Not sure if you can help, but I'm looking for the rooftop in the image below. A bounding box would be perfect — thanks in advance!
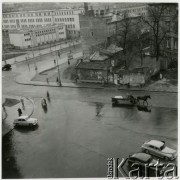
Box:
[132,153,151,163]
[146,140,164,148]
[89,51,109,61]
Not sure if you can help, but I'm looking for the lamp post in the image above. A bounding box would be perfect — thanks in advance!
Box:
[30,30,37,72]
[57,48,62,86]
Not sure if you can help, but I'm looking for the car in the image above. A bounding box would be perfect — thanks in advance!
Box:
[14,115,38,127]
[128,152,165,176]
[2,64,12,71]
[141,140,177,161]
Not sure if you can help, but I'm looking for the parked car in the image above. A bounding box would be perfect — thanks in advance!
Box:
[141,140,177,161]
[128,152,165,176]
[2,64,11,71]
[14,115,38,127]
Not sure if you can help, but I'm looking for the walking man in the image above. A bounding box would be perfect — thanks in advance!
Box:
[20,98,25,110]
[18,108,22,116]
[54,59,56,66]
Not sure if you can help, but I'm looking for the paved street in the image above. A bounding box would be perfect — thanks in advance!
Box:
[2,68,177,178]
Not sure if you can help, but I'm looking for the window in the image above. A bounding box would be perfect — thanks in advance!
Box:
[166,38,170,48]
[165,21,170,31]
[174,39,178,49]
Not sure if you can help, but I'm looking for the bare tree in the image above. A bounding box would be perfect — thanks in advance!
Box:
[143,4,172,61]
[133,21,151,66]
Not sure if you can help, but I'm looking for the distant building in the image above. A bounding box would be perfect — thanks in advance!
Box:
[120,5,148,16]
[79,12,141,58]
[2,8,84,38]
[9,24,66,49]
[147,3,178,69]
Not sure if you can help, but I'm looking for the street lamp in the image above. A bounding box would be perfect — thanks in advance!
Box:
[57,49,62,86]
[30,30,37,72]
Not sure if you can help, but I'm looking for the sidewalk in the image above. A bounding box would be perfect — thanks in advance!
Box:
[2,95,35,136]
[15,69,177,93]
[3,41,81,66]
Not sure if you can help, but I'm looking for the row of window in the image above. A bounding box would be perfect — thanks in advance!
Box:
[166,38,178,49]
[3,17,76,24]
[24,33,30,36]
[65,24,75,29]
[25,38,31,41]
[3,10,83,18]
[54,11,74,15]
[55,17,74,22]
[125,7,147,13]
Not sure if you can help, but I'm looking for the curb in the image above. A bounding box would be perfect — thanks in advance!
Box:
[15,79,177,93]
[2,96,35,137]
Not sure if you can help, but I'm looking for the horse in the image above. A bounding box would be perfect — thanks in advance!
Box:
[137,95,151,105]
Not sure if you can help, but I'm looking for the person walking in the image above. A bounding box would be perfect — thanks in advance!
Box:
[18,108,22,116]
[2,104,6,112]
[46,78,49,84]
[20,98,25,110]
[47,91,49,98]
[54,59,56,66]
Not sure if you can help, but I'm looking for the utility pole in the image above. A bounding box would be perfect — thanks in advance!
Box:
[57,49,62,86]
[30,30,37,72]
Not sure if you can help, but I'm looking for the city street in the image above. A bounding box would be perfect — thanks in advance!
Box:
[2,69,177,178]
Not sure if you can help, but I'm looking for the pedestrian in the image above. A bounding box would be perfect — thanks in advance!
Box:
[2,104,6,112]
[46,78,49,84]
[54,59,56,66]
[160,73,162,80]
[68,60,70,65]
[56,77,59,83]
[20,98,25,110]
[47,91,50,98]
[18,108,22,116]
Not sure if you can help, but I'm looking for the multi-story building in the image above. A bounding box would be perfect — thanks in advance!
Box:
[2,8,84,38]
[9,24,66,49]
[147,3,178,69]
[120,5,148,16]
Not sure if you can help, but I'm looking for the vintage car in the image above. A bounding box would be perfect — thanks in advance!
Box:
[141,140,177,161]
[112,95,137,106]
[128,152,166,176]
[14,115,38,127]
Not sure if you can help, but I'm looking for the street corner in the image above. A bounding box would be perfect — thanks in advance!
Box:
[2,95,35,136]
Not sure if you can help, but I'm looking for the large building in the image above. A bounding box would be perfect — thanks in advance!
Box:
[2,8,84,38]
[120,5,148,16]
[9,24,66,49]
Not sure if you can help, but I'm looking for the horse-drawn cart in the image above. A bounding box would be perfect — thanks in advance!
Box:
[112,95,151,107]
[112,95,137,106]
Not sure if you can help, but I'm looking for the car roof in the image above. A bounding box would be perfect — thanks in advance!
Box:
[131,153,151,163]
[16,115,28,119]
[146,140,164,148]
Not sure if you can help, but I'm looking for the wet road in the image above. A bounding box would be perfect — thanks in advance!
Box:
[2,71,177,178]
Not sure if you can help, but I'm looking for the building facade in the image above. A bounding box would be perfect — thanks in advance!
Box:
[120,5,148,16]
[9,24,66,49]
[2,8,84,38]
